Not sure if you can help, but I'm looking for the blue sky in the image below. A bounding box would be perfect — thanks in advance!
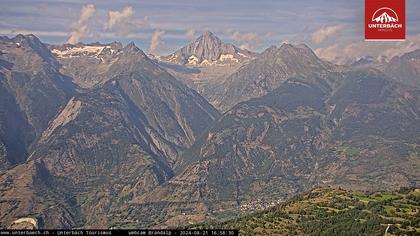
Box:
[0,0,419,62]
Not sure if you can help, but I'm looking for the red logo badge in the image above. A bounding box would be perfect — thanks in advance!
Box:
[365,0,405,41]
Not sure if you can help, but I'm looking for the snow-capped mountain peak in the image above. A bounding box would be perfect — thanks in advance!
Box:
[161,31,256,66]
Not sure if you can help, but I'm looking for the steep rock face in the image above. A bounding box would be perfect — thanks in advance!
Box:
[0,77,33,167]
[31,84,175,228]
[385,49,420,88]
[1,35,220,229]
[153,32,256,109]
[213,44,336,111]
[2,32,418,230]
[104,43,220,157]
[33,80,175,183]
[163,31,254,66]
[12,34,60,69]
[0,35,75,166]
[136,76,336,211]
[0,141,6,167]
[158,40,336,112]
[49,42,123,88]
[314,70,420,190]
[0,34,75,134]
[15,43,220,228]
[136,69,420,227]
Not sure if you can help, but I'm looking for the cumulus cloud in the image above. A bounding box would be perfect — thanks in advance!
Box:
[227,30,276,50]
[104,6,138,36]
[67,4,96,44]
[231,31,259,49]
[264,32,276,38]
[104,6,134,29]
[315,34,420,64]
[311,25,344,44]
[185,29,196,40]
[149,30,166,53]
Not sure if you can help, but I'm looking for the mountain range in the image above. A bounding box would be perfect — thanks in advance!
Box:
[152,31,256,110]
[0,34,219,228]
[0,32,419,230]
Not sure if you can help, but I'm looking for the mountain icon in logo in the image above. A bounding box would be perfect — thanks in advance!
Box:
[372,7,399,23]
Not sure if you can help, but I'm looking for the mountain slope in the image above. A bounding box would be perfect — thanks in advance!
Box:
[162,31,254,66]
[385,49,420,88]
[153,32,256,109]
[197,187,420,235]
[213,43,335,111]
[0,34,75,167]
[1,33,419,231]
[135,69,420,228]
[0,160,79,229]
[49,42,123,88]
[160,40,335,112]
[0,40,220,229]
[0,77,32,167]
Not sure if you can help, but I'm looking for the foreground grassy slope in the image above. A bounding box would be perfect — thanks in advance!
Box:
[194,187,420,236]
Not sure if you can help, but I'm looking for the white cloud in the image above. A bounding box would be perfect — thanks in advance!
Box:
[311,25,344,44]
[149,30,166,53]
[185,29,196,40]
[227,30,276,50]
[229,31,259,50]
[315,34,420,64]
[104,6,134,30]
[103,6,149,37]
[264,32,276,38]
[104,6,139,36]
[67,4,96,44]
[231,31,258,43]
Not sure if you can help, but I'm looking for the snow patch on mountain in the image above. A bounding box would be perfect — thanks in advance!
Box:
[52,45,111,58]
[219,54,239,63]
[158,31,256,67]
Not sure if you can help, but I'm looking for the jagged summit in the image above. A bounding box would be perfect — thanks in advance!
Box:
[401,48,420,60]
[199,30,220,44]
[123,41,139,51]
[163,31,255,66]
[259,43,329,69]
[48,40,150,61]
[121,41,148,58]
[49,41,123,59]
[0,33,221,229]
[48,39,153,88]
[278,43,314,54]
[202,30,214,37]
[4,34,60,68]
[260,43,315,57]
[49,41,123,50]
[213,42,335,111]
